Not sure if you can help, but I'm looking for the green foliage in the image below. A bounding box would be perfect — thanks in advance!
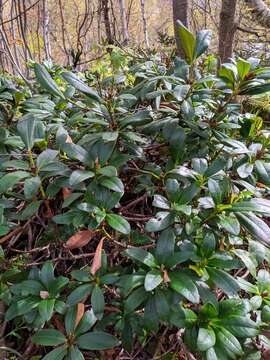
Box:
[2,26,270,359]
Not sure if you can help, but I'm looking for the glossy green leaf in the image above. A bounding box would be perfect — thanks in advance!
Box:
[216,328,243,358]
[42,346,67,360]
[91,286,104,320]
[38,299,55,322]
[0,171,30,193]
[40,261,54,289]
[197,327,216,351]
[32,329,66,346]
[195,30,212,59]
[123,248,157,268]
[106,213,130,234]
[61,71,100,101]
[124,286,148,313]
[144,270,163,291]
[207,268,239,296]
[177,20,196,64]
[24,176,41,199]
[156,228,175,265]
[17,115,39,150]
[77,331,119,350]
[67,284,92,306]
[69,170,95,186]
[236,212,270,245]
[169,271,200,303]
[101,176,124,193]
[34,64,65,99]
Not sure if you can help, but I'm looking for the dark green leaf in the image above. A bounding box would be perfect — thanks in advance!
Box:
[197,327,216,352]
[169,271,200,303]
[77,331,119,350]
[34,64,65,99]
[42,346,67,360]
[101,177,124,193]
[32,329,66,346]
[156,228,175,265]
[38,299,55,322]
[144,270,163,291]
[106,214,130,234]
[177,20,196,64]
[123,248,157,268]
[61,71,100,101]
[91,286,104,320]
[207,268,239,296]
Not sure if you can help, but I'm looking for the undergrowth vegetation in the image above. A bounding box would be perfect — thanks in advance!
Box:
[2,23,270,359]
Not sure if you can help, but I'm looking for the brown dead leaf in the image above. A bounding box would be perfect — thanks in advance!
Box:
[66,230,95,250]
[75,303,85,328]
[62,187,72,199]
[90,237,104,275]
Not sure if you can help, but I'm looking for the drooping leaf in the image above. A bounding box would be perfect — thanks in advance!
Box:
[90,238,104,275]
[34,64,65,99]
[61,71,100,101]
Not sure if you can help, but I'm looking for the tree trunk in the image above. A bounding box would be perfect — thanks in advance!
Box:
[244,0,270,27]
[0,0,4,71]
[42,0,51,61]
[118,0,129,44]
[172,0,189,58]
[140,0,149,48]
[218,0,237,63]
[101,0,114,45]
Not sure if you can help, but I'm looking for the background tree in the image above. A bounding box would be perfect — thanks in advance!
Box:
[218,0,238,63]
[172,0,189,57]
[119,0,129,44]
[1,0,270,75]
[140,0,149,48]
[245,0,270,27]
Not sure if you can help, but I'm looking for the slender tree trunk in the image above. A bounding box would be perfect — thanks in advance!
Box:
[118,0,129,44]
[58,0,69,65]
[172,0,189,58]
[101,0,114,45]
[0,0,4,71]
[42,0,51,61]
[11,0,21,72]
[140,0,149,48]
[218,0,237,63]
[244,0,270,27]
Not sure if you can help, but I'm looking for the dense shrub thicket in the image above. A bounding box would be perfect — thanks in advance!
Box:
[2,24,270,359]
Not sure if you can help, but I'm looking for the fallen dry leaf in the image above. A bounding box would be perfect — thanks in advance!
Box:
[66,230,95,250]
[90,237,104,275]
[75,303,85,328]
